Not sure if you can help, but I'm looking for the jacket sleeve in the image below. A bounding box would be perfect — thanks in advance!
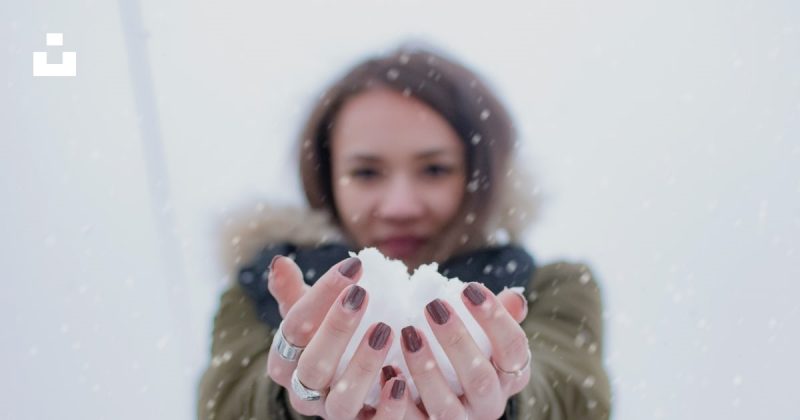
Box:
[511,262,612,420]
[197,283,312,420]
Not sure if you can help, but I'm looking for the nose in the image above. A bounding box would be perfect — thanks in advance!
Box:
[375,175,424,222]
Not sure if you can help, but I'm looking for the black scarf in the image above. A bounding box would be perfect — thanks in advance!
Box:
[238,242,536,329]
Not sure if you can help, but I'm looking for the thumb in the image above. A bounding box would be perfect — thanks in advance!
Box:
[267,255,309,318]
[497,288,528,323]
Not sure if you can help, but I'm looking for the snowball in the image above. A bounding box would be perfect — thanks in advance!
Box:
[332,247,497,406]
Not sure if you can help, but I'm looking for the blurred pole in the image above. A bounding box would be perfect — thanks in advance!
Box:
[117,0,199,369]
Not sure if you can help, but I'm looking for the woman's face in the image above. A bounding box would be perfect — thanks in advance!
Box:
[331,88,467,268]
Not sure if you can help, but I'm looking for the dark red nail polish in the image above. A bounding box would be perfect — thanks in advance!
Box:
[369,322,391,350]
[342,285,366,311]
[382,365,397,382]
[390,380,406,400]
[426,299,450,325]
[463,283,486,305]
[401,326,422,353]
[338,257,362,279]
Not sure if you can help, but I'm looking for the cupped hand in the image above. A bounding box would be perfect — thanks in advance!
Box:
[399,283,532,420]
[265,255,419,419]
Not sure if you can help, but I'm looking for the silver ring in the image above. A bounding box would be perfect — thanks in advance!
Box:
[492,348,532,377]
[291,369,324,401]
[275,322,305,362]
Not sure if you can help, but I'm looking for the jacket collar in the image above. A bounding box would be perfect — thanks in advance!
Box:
[237,239,535,329]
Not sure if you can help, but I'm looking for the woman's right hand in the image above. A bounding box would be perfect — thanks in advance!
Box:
[266,255,420,419]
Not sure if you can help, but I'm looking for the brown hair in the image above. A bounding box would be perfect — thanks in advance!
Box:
[298,44,525,262]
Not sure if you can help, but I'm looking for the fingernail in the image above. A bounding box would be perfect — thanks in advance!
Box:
[401,326,422,353]
[513,290,528,314]
[463,283,486,305]
[369,322,391,350]
[382,365,397,382]
[342,285,366,311]
[390,380,406,400]
[338,257,362,279]
[425,299,450,325]
[268,255,282,279]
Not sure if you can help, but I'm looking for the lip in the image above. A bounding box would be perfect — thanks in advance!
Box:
[377,235,426,259]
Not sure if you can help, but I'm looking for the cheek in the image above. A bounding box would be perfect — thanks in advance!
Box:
[427,177,466,222]
[333,182,373,236]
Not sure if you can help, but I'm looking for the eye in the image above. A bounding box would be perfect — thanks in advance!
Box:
[351,168,380,180]
[423,164,453,177]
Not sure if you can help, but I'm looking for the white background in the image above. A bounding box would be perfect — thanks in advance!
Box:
[1,0,798,419]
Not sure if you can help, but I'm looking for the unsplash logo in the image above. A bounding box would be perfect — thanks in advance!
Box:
[33,33,76,77]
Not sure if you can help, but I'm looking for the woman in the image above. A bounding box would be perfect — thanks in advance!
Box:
[198,45,611,419]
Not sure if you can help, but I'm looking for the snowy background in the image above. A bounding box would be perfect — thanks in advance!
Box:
[1,0,799,419]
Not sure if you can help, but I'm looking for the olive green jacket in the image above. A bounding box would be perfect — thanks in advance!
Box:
[197,207,612,419]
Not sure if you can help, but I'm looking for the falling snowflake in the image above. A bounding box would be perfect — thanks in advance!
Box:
[506,260,518,273]
[579,273,591,285]
[466,180,479,193]
[156,335,169,351]
[574,331,589,348]
[465,212,476,224]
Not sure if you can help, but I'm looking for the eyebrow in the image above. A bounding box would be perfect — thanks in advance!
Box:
[347,148,453,163]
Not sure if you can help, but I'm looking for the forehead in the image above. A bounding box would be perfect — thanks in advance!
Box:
[331,88,463,156]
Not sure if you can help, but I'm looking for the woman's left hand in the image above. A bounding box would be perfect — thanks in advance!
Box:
[399,283,531,420]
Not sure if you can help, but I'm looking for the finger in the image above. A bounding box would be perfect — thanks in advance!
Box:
[325,322,393,420]
[286,389,324,417]
[380,371,427,420]
[280,256,362,346]
[462,283,532,393]
[267,255,309,318]
[424,298,505,419]
[295,284,368,391]
[286,285,371,420]
[380,365,398,387]
[372,378,407,420]
[266,257,362,388]
[496,288,528,323]
[399,326,466,420]
[356,406,377,419]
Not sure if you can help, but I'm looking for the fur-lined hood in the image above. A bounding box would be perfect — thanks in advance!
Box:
[219,160,541,274]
